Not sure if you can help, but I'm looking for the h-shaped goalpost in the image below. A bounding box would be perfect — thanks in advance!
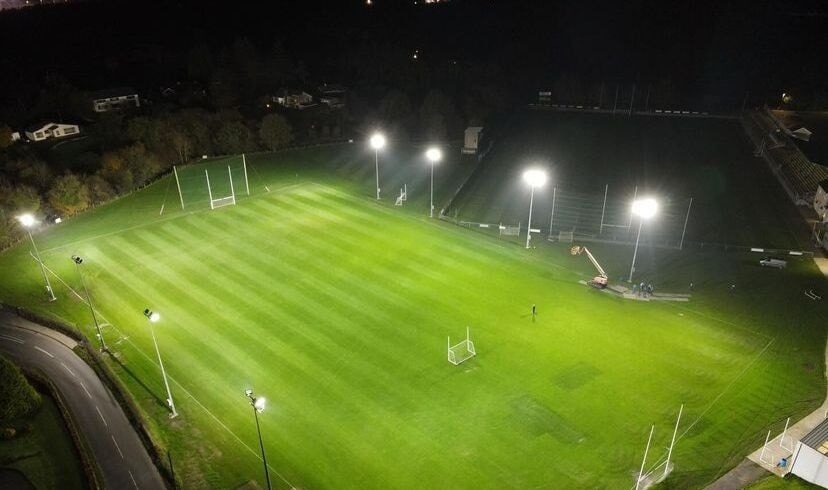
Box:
[206,166,237,209]
[172,154,251,210]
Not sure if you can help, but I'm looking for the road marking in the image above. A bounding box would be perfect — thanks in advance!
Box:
[34,346,54,358]
[61,362,76,377]
[80,381,92,399]
[0,334,24,344]
[128,470,138,489]
[95,406,107,427]
[111,435,124,459]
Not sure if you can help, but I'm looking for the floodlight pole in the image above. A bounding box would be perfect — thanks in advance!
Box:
[679,197,693,250]
[525,185,536,249]
[73,259,106,351]
[246,391,272,490]
[628,217,644,283]
[27,228,56,301]
[599,184,608,234]
[429,161,435,218]
[146,313,177,418]
[375,149,382,200]
[548,186,557,239]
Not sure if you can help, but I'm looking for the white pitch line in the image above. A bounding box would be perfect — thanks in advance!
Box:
[80,381,92,399]
[34,345,54,358]
[61,362,76,377]
[128,470,138,489]
[95,406,108,427]
[0,334,24,344]
[112,435,124,459]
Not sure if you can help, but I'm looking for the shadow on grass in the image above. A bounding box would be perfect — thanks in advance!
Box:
[109,354,168,411]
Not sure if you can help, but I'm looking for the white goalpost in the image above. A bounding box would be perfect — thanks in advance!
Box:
[206,166,237,209]
[447,327,476,365]
[172,154,250,211]
[395,184,408,206]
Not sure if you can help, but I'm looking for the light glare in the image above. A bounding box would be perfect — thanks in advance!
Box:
[631,198,658,219]
[17,214,36,228]
[523,169,548,188]
[369,133,386,150]
[254,397,266,412]
[149,311,160,322]
[425,147,442,163]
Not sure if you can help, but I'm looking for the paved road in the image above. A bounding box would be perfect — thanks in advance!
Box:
[0,311,166,490]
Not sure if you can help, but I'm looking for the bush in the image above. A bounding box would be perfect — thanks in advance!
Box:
[47,173,91,217]
[0,355,41,423]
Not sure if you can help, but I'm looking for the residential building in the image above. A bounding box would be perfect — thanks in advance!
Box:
[24,122,80,142]
[90,87,140,112]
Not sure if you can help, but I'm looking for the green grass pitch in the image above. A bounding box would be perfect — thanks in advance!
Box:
[0,144,825,489]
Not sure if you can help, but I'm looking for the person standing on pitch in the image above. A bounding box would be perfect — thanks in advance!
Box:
[531,304,537,321]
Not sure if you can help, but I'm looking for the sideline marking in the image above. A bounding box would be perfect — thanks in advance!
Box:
[112,435,124,459]
[61,362,76,377]
[80,381,92,399]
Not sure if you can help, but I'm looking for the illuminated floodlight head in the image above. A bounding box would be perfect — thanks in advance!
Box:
[143,308,160,323]
[72,255,83,265]
[17,213,36,228]
[631,198,658,219]
[523,169,548,188]
[254,396,266,413]
[369,132,386,150]
[425,147,442,164]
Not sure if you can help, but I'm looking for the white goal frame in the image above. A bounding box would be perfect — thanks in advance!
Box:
[206,166,237,209]
[447,327,476,365]
[395,184,408,206]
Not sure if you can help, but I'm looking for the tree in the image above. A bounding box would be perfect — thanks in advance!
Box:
[0,182,40,214]
[87,174,115,204]
[120,143,162,186]
[259,114,293,151]
[47,173,90,216]
[0,124,12,150]
[216,121,256,155]
[99,151,133,193]
[0,355,41,423]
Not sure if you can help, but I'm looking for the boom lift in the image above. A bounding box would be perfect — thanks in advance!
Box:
[570,246,609,288]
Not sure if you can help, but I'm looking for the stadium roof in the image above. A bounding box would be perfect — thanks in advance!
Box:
[800,418,828,452]
[772,110,828,168]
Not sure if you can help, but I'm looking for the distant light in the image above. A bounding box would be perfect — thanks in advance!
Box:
[425,147,442,163]
[523,169,547,188]
[631,198,658,219]
[370,132,386,150]
[54,217,62,224]
[254,397,266,412]
[17,214,36,228]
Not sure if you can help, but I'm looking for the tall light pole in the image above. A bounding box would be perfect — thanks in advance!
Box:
[425,147,442,218]
[17,214,56,301]
[522,169,548,249]
[143,309,177,418]
[628,198,658,283]
[72,256,106,351]
[369,132,386,200]
[245,389,272,490]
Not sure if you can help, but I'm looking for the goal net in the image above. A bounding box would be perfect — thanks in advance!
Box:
[171,154,250,211]
[447,327,476,365]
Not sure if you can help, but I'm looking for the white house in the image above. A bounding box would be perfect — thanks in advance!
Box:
[462,127,483,154]
[274,89,315,109]
[24,122,80,142]
[815,180,828,222]
[91,87,140,112]
[790,418,828,487]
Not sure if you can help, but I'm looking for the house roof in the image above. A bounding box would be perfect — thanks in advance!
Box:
[318,83,347,94]
[801,418,828,452]
[89,87,138,100]
[25,121,78,132]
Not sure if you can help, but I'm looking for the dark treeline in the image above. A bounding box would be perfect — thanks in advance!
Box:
[0,0,825,246]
